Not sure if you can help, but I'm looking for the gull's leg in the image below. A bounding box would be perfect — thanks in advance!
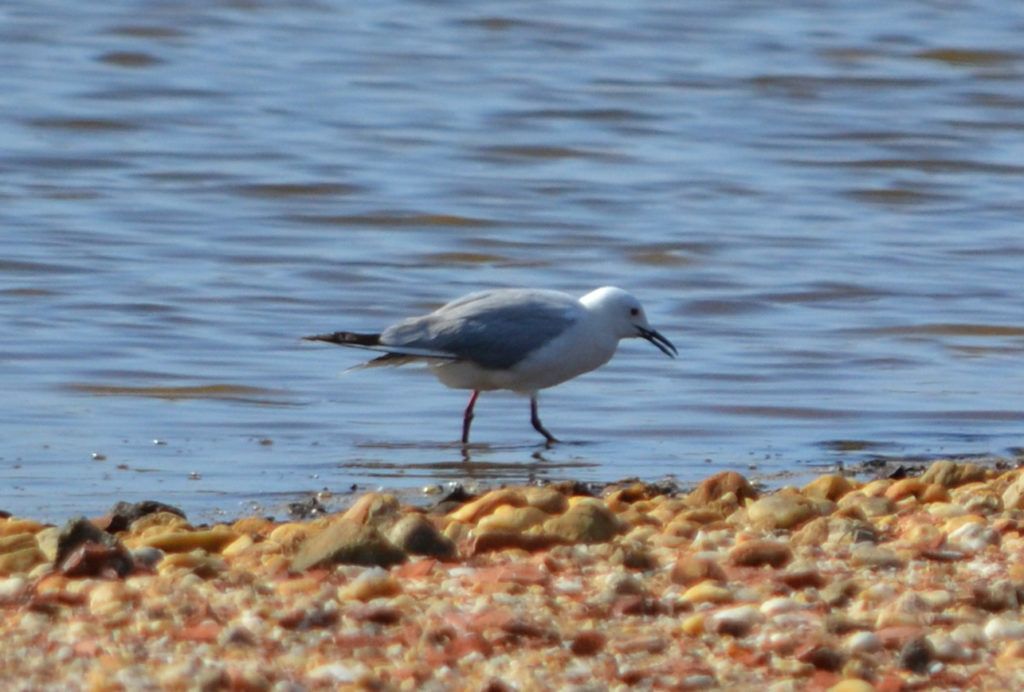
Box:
[461,390,480,444]
[530,395,559,445]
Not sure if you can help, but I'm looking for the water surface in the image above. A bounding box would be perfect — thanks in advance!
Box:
[2,1,1024,521]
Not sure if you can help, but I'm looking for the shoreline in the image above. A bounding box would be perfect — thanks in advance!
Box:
[2,459,1024,689]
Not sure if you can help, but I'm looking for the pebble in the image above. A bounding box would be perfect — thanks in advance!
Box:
[88,581,136,618]
[307,662,369,683]
[681,580,734,605]
[779,561,826,589]
[1001,473,1024,510]
[998,640,1024,666]
[541,498,624,544]
[0,546,45,575]
[760,597,803,617]
[129,511,191,535]
[522,486,569,514]
[898,636,934,673]
[336,567,402,602]
[267,523,311,550]
[745,493,816,530]
[0,463,1023,690]
[827,679,876,692]
[448,489,526,524]
[475,505,550,534]
[845,632,882,656]
[603,570,644,597]
[682,613,705,635]
[221,534,254,558]
[926,632,971,662]
[853,495,898,518]
[951,622,986,647]
[709,605,765,637]
[386,514,456,559]
[947,521,1000,553]
[849,545,904,569]
[688,471,759,505]
[951,484,1002,514]
[921,459,986,488]
[158,550,227,578]
[569,630,606,656]
[341,492,400,527]
[669,554,726,585]
[0,575,28,601]
[971,579,1019,612]
[290,519,406,570]
[139,527,239,554]
[984,616,1024,642]
[802,474,855,502]
[728,539,793,568]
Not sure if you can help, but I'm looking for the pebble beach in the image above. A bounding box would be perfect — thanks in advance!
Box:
[3,459,1024,691]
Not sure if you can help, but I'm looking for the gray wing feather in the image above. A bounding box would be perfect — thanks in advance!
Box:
[379,289,580,369]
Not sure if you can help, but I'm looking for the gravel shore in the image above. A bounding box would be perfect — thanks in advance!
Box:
[2,459,1024,691]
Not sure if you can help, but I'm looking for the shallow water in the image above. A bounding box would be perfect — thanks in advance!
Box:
[2,1,1024,521]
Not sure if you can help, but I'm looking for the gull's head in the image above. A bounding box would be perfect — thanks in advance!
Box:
[580,286,677,358]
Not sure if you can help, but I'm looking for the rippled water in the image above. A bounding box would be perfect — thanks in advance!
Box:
[2,1,1024,521]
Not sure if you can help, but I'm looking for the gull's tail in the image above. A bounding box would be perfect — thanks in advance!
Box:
[302,331,450,370]
[302,331,381,347]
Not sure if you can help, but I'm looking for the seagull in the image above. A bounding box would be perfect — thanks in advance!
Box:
[304,286,677,444]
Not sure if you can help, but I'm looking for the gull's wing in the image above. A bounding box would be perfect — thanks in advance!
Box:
[380,289,582,370]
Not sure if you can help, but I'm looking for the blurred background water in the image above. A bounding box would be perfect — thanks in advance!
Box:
[2,1,1024,522]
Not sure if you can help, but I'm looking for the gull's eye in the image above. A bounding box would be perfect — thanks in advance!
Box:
[629,307,639,317]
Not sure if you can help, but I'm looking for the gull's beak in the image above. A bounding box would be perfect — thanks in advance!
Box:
[636,325,677,358]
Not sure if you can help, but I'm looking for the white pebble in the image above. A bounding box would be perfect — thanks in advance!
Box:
[919,589,954,610]
[951,622,986,647]
[761,597,802,617]
[845,631,882,655]
[555,577,583,594]
[711,605,765,631]
[130,546,164,569]
[948,522,1000,552]
[307,662,368,683]
[0,576,28,601]
[984,616,1024,642]
[927,632,973,662]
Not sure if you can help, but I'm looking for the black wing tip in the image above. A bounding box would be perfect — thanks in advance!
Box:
[302,331,381,346]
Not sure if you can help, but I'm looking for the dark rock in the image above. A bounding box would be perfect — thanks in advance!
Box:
[430,484,475,514]
[287,496,328,520]
[105,500,186,533]
[796,644,844,671]
[277,607,339,631]
[56,516,133,578]
[349,604,402,626]
[899,636,935,673]
[547,480,596,498]
[570,630,607,656]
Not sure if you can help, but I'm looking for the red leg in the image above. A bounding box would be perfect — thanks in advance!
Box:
[462,390,480,444]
